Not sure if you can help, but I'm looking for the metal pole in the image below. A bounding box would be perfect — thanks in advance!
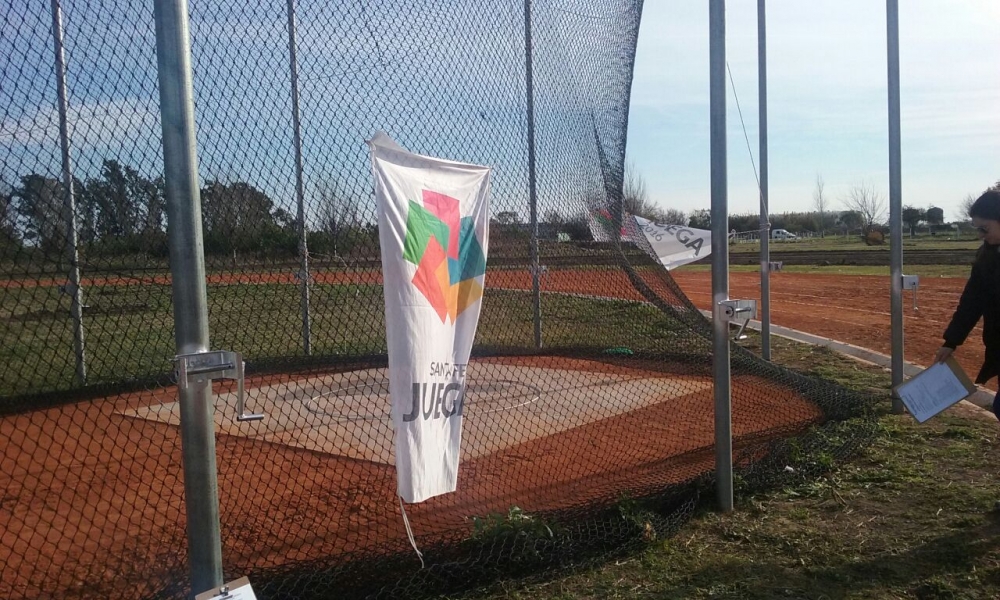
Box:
[757,0,771,362]
[286,0,311,356]
[757,0,771,360]
[153,0,224,594]
[886,0,904,413]
[49,0,86,385]
[710,0,733,512]
[524,0,541,349]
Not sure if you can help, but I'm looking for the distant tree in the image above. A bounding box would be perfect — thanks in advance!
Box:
[201,180,284,253]
[842,182,886,236]
[316,179,360,257]
[14,174,66,253]
[84,160,159,239]
[960,194,977,220]
[146,176,165,235]
[837,210,863,234]
[544,208,591,240]
[659,208,687,225]
[1,182,18,245]
[543,208,565,225]
[688,209,711,230]
[901,205,925,238]
[926,206,945,227]
[621,161,674,222]
[622,160,649,216]
[494,211,521,226]
[813,175,828,237]
[728,212,758,233]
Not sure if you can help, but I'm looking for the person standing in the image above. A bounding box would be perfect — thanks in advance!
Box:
[934,190,1000,417]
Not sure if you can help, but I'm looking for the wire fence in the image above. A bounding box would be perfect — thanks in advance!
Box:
[1,1,877,598]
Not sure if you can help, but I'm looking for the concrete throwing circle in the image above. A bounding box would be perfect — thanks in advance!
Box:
[120,361,712,464]
[305,382,390,421]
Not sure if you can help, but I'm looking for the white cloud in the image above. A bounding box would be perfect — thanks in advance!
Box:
[0,97,160,149]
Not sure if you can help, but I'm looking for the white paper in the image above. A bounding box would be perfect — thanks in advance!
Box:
[194,577,257,600]
[896,361,972,423]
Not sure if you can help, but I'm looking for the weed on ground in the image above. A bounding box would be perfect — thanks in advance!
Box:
[445,335,1000,600]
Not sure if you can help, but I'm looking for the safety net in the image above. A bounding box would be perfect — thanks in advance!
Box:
[0,0,876,597]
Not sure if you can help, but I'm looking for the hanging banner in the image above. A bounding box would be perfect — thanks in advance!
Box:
[632,215,712,270]
[587,207,629,242]
[369,132,491,503]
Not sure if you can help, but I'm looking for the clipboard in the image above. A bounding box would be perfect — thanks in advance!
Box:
[195,577,256,600]
[893,356,978,423]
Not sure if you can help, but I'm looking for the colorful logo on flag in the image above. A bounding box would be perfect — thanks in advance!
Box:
[403,190,487,323]
[592,208,627,237]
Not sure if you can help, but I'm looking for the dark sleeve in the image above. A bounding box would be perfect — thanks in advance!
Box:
[943,263,987,349]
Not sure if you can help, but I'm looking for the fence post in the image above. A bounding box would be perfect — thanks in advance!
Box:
[286,0,312,356]
[757,0,771,362]
[49,0,87,385]
[153,0,224,594]
[523,0,541,350]
[886,0,905,414]
[710,0,734,513]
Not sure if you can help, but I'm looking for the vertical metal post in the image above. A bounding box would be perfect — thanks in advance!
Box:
[710,0,733,512]
[757,0,770,362]
[50,0,87,385]
[286,0,311,356]
[886,0,904,413]
[524,0,541,349]
[153,0,224,594]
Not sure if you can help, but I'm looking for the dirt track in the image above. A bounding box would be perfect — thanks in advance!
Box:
[489,267,993,391]
[670,270,994,391]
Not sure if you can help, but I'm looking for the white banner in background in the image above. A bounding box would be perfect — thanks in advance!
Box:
[369,132,491,503]
[633,215,712,270]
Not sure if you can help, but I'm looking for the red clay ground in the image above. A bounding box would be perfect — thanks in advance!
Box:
[1,355,821,599]
[670,270,995,393]
[489,268,994,392]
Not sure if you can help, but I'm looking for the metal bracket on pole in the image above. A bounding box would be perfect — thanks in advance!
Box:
[720,299,758,341]
[175,351,264,422]
[902,274,919,311]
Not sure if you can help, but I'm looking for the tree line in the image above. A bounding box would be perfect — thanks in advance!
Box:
[0,160,376,260]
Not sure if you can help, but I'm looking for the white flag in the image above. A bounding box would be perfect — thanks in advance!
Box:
[632,215,711,270]
[369,132,491,503]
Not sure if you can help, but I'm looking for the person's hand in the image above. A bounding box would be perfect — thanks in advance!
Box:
[934,346,954,364]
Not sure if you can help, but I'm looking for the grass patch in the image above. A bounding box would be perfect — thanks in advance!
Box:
[0,284,689,397]
[726,235,983,253]
[676,263,974,278]
[441,335,1000,600]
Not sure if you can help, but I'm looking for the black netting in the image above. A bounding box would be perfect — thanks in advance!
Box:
[1,1,878,598]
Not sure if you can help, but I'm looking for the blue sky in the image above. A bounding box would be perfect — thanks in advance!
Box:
[626,0,1000,223]
[6,1,994,227]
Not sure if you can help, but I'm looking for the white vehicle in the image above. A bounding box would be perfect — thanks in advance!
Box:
[771,228,798,241]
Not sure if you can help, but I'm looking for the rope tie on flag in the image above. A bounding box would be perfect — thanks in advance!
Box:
[399,496,425,568]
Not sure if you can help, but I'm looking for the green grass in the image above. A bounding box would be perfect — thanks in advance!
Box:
[0,283,689,397]
[676,263,975,278]
[728,233,983,253]
[439,334,1000,600]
